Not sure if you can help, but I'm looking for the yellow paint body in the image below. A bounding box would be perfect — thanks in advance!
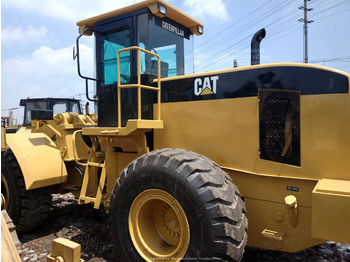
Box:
[312,179,350,243]
[76,0,203,36]
[153,65,350,250]
[1,211,21,262]
[4,112,95,191]
[1,126,6,151]
[5,0,350,256]
[155,93,349,181]
[47,238,84,262]
[6,127,67,190]
[8,67,348,252]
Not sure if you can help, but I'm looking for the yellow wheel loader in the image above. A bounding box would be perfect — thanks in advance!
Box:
[1,117,19,134]
[2,0,350,261]
[1,97,85,231]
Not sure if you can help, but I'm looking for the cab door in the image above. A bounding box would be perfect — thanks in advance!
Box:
[96,17,135,127]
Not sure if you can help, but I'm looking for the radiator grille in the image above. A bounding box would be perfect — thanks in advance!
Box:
[259,89,300,166]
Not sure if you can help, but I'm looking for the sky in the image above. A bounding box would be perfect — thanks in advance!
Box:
[1,0,350,123]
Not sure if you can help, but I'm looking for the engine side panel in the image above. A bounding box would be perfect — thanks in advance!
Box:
[155,65,350,181]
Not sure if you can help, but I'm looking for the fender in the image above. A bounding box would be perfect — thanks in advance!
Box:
[6,127,67,190]
[312,179,350,243]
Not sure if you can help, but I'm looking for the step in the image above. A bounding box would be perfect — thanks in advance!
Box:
[87,162,104,168]
[79,196,96,204]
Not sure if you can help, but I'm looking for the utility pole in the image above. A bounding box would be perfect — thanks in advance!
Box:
[298,0,313,63]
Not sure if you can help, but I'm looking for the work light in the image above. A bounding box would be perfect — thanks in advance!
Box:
[158,3,167,16]
[197,25,203,34]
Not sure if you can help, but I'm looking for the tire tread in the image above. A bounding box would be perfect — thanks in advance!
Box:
[109,148,247,261]
[1,150,52,232]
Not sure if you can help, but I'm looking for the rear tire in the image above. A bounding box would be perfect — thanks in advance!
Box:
[1,150,52,232]
[109,148,248,261]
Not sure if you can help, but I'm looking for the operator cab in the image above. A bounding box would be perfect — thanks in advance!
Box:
[76,0,203,126]
[20,98,82,126]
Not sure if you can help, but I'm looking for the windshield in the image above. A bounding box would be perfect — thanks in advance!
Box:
[138,13,194,78]
[23,100,81,126]
[23,101,47,126]
[52,100,82,115]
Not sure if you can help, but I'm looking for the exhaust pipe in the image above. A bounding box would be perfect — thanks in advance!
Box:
[85,102,90,115]
[251,28,266,65]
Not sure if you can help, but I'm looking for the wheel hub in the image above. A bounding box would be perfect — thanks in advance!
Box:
[157,203,181,245]
[128,189,190,262]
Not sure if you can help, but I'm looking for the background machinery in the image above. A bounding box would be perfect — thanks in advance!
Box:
[19,98,83,127]
[2,0,350,261]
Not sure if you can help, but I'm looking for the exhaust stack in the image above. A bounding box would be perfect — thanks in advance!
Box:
[251,28,266,65]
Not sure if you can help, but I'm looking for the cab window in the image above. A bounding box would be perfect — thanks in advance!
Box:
[102,29,131,85]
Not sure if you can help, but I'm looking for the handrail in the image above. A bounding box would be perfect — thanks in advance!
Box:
[117,46,161,128]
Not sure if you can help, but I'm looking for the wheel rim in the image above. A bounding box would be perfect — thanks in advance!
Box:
[129,189,190,262]
[1,174,10,210]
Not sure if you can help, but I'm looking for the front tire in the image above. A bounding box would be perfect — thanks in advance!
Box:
[109,148,248,261]
[1,150,52,232]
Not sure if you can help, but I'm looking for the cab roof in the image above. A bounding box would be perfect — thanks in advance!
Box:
[76,0,204,36]
[19,98,80,106]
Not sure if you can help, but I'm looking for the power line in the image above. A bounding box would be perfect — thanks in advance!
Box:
[309,0,330,9]
[194,3,288,71]
[1,107,22,111]
[194,0,274,52]
[200,0,350,71]
[309,0,350,18]
[315,7,350,21]
[192,0,252,49]
[235,55,350,66]
[309,56,350,63]
[194,1,282,53]
[194,1,300,72]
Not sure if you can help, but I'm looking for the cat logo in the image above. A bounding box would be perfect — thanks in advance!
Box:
[162,21,185,37]
[194,76,219,96]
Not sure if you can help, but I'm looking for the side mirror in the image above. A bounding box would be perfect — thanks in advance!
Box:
[75,28,99,102]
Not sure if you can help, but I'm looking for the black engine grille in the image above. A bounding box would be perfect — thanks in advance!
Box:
[259,89,300,166]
